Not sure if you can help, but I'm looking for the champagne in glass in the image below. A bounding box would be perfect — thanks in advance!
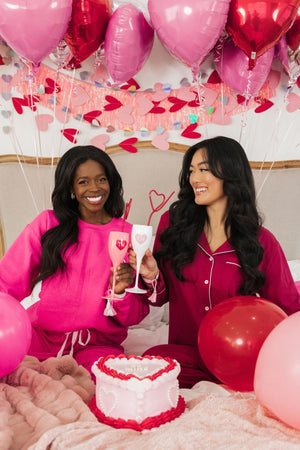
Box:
[126,224,153,294]
[107,231,129,300]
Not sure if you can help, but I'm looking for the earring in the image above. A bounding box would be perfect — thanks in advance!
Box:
[71,193,75,200]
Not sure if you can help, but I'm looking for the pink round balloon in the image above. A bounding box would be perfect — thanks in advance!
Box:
[254,311,300,430]
[0,292,32,378]
[214,38,274,97]
[148,0,230,77]
[0,0,72,67]
[104,4,154,85]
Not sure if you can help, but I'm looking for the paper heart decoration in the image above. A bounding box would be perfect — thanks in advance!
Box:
[207,70,222,84]
[168,96,187,112]
[104,95,123,111]
[135,234,147,244]
[181,123,201,139]
[119,138,138,153]
[149,102,165,114]
[71,86,90,106]
[90,134,109,151]
[254,98,274,113]
[152,83,169,102]
[35,114,54,131]
[177,85,195,102]
[44,77,61,94]
[151,130,169,151]
[99,388,117,416]
[60,128,78,143]
[120,78,140,91]
[55,108,70,124]
[116,239,127,251]
[137,96,154,115]
[12,95,39,114]
[83,110,102,126]
[2,92,12,101]
[1,74,12,83]
[286,93,300,113]
[116,105,134,124]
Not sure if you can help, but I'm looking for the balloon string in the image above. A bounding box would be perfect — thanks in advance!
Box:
[194,74,208,139]
[239,69,253,143]
[147,190,175,226]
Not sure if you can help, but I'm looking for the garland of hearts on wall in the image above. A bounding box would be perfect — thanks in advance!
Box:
[2,52,294,153]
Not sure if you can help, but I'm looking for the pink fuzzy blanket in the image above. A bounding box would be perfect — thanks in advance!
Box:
[1,357,300,450]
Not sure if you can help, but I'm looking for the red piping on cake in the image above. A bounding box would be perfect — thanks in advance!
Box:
[89,395,186,431]
[96,354,178,381]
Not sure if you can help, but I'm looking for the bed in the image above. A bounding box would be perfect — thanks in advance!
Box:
[0,143,300,449]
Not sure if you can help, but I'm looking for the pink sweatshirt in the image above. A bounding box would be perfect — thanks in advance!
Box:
[149,211,300,348]
[0,210,149,346]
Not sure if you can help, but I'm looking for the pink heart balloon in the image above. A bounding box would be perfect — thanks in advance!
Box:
[0,0,72,68]
[148,0,231,78]
[214,38,274,97]
[104,4,154,85]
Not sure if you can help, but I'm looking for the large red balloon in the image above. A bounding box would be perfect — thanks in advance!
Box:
[64,0,113,64]
[226,0,300,69]
[286,16,300,52]
[0,293,32,378]
[198,296,287,391]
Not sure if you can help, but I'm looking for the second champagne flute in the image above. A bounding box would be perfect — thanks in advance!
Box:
[106,230,129,300]
[126,224,153,294]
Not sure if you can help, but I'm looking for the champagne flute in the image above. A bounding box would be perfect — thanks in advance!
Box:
[105,231,129,300]
[126,224,153,294]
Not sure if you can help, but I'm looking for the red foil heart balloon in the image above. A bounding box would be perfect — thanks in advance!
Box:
[65,0,113,63]
[226,0,300,69]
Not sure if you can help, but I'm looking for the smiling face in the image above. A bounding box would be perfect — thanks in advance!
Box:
[189,148,227,212]
[72,159,111,224]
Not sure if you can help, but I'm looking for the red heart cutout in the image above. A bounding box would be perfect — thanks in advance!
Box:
[120,78,140,90]
[149,102,166,114]
[83,110,102,125]
[119,138,138,153]
[181,123,201,139]
[207,70,222,84]
[45,77,61,94]
[0,55,4,65]
[104,95,123,111]
[168,96,187,112]
[236,94,246,104]
[25,94,40,111]
[61,128,78,143]
[12,97,28,114]
[254,98,274,113]
[116,239,127,250]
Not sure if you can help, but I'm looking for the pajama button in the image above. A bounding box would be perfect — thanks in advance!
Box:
[209,257,213,261]
[205,306,209,311]
[204,280,209,284]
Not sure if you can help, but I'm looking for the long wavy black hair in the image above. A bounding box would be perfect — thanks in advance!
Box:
[33,145,125,286]
[155,136,266,295]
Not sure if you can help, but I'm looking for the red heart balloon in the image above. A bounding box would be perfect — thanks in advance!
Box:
[226,0,300,69]
[64,0,113,63]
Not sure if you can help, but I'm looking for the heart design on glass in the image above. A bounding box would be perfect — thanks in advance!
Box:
[135,233,147,244]
[99,387,117,416]
[167,384,178,408]
[116,239,127,250]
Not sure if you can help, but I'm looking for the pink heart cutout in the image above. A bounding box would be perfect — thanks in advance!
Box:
[286,93,300,113]
[116,105,134,124]
[151,130,169,150]
[136,233,147,244]
[71,86,90,106]
[152,83,169,102]
[91,134,109,151]
[137,96,153,115]
[55,108,69,124]
[35,114,53,131]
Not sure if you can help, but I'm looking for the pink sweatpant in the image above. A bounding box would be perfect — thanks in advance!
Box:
[28,327,123,382]
[143,344,220,389]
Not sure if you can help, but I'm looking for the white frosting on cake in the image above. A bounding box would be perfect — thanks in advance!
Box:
[92,355,181,423]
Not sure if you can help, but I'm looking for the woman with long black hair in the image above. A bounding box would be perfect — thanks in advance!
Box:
[129,136,300,388]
